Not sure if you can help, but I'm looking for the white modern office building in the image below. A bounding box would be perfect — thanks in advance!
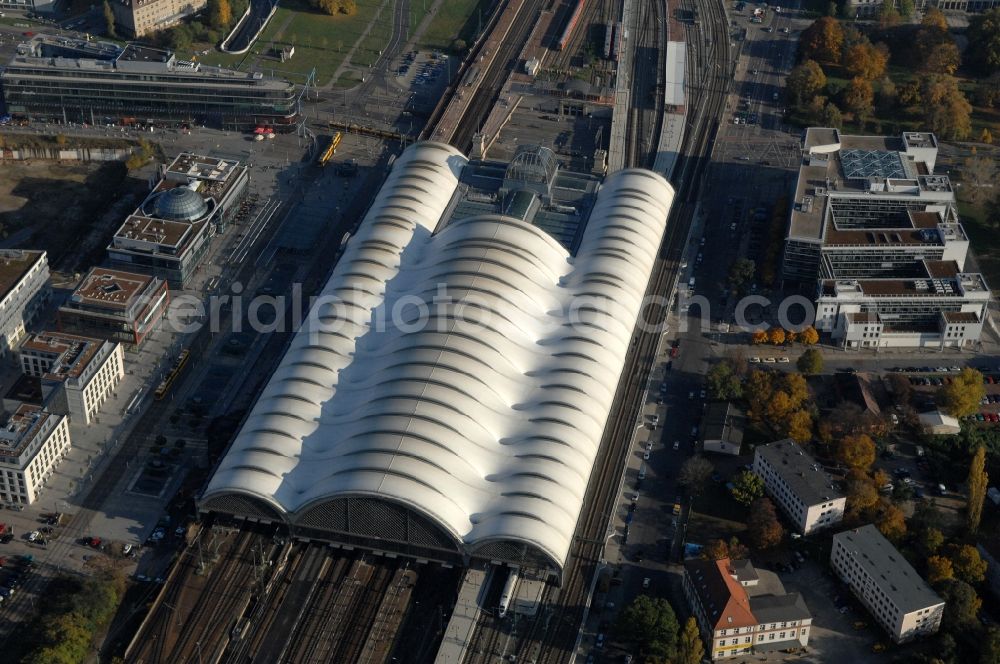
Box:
[200,142,675,580]
[784,129,990,348]
[752,440,846,535]
[19,332,125,426]
[108,153,249,287]
[0,250,50,359]
[831,525,945,643]
[0,404,71,505]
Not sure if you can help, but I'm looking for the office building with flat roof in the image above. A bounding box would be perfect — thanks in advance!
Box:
[784,129,989,348]
[1,35,298,129]
[107,153,249,287]
[0,404,71,505]
[701,401,746,456]
[831,525,944,643]
[753,440,845,535]
[19,332,125,426]
[110,0,208,37]
[0,250,50,358]
[57,268,169,348]
[683,558,812,660]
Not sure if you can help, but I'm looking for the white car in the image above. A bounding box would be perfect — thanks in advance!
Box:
[673,440,680,450]
[764,357,776,363]
[688,391,695,399]
[645,441,654,452]
[750,357,761,363]
[778,357,789,363]
[643,450,651,460]
[642,577,651,589]
[27,531,39,542]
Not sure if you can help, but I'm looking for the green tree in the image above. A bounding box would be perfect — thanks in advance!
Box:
[747,497,784,549]
[877,2,900,27]
[981,627,1000,664]
[923,41,961,75]
[949,544,987,584]
[842,42,888,80]
[842,76,874,118]
[966,445,989,534]
[898,0,914,18]
[679,456,714,496]
[846,469,879,518]
[728,258,756,291]
[730,470,765,507]
[707,361,743,401]
[103,0,116,38]
[796,348,823,375]
[926,555,954,585]
[919,527,945,556]
[939,367,985,418]
[209,0,232,30]
[820,101,843,129]
[787,60,827,108]
[677,616,705,664]
[876,500,907,542]
[800,17,845,63]
[837,433,876,470]
[939,579,981,630]
[921,75,973,141]
[614,596,680,661]
[966,8,1000,75]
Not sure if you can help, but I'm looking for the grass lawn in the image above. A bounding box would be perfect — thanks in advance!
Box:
[194,0,384,85]
[416,0,492,52]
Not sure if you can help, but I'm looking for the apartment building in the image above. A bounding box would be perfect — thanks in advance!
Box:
[111,0,208,38]
[108,153,249,287]
[831,525,945,643]
[19,332,125,426]
[57,268,169,348]
[0,404,71,505]
[0,250,50,358]
[2,36,298,130]
[752,440,846,535]
[783,128,989,348]
[683,558,812,660]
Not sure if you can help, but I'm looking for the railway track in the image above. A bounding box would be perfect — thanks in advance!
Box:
[450,0,542,152]
[504,0,731,661]
[624,0,666,168]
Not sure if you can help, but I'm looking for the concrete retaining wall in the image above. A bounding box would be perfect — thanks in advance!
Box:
[0,147,133,161]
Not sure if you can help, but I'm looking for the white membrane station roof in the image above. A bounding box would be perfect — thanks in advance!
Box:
[202,142,675,573]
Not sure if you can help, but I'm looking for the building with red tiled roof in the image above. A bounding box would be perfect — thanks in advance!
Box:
[683,558,812,660]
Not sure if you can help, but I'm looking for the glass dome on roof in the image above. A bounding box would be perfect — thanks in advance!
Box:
[150,187,209,221]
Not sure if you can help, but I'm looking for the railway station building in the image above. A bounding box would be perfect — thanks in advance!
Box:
[200,142,675,581]
[107,153,249,288]
[1,35,298,130]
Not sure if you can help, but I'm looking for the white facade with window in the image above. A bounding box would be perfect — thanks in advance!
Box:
[0,405,71,505]
[19,333,125,426]
[753,440,845,535]
[831,525,944,643]
[0,250,50,358]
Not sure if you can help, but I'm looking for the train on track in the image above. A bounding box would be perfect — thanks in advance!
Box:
[497,568,519,618]
[154,349,190,401]
[316,132,342,167]
[556,0,585,51]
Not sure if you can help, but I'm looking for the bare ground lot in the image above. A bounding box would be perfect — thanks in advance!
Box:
[0,160,147,271]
